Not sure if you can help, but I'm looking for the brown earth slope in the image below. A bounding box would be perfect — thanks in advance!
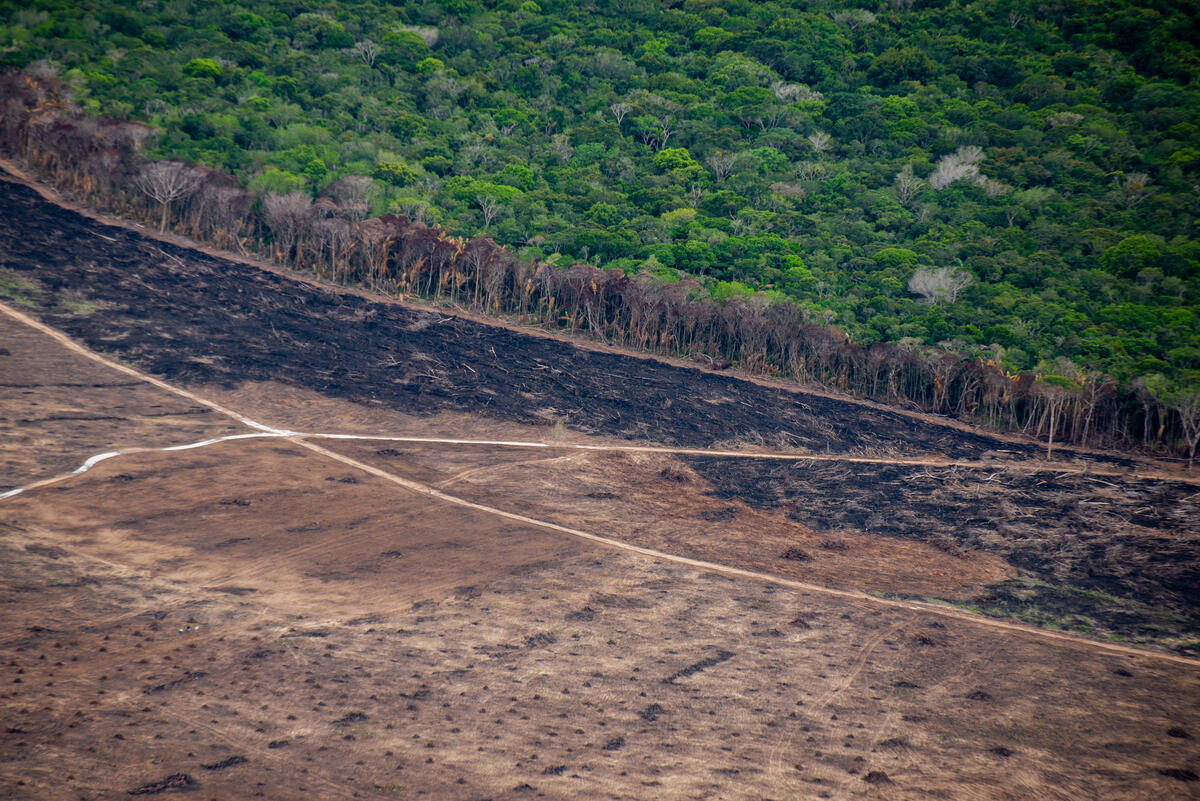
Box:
[0,313,242,489]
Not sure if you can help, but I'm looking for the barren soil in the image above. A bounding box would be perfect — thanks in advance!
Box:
[0,314,242,489]
[317,440,1017,601]
[3,435,1199,801]
[2,171,1200,799]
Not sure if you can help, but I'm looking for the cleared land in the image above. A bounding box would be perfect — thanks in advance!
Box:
[2,173,1199,799]
[0,314,243,490]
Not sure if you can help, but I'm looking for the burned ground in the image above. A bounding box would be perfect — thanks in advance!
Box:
[0,173,1107,464]
[683,456,1200,649]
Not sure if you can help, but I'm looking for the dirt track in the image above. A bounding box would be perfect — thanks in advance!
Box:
[6,297,1198,651]
[0,312,243,490]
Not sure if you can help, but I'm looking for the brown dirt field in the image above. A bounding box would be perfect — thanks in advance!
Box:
[0,439,600,614]
[0,314,243,489]
[320,439,1016,601]
[3,437,1200,800]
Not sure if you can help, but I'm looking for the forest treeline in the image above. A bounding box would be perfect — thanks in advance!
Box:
[3,0,1199,387]
[3,67,1198,464]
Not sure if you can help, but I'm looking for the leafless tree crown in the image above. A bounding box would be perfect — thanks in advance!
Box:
[908,266,974,304]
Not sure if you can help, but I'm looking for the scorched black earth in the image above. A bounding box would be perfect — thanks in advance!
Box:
[0,174,1069,459]
[684,454,1200,650]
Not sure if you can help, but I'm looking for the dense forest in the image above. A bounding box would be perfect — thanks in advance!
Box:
[1,0,1198,461]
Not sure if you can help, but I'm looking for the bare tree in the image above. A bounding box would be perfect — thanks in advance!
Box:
[476,194,502,229]
[392,198,430,224]
[908,266,974,304]
[981,178,1012,199]
[1047,111,1083,128]
[707,151,736,181]
[191,180,252,247]
[1034,378,1071,459]
[460,138,495,171]
[795,160,828,182]
[770,81,823,104]
[806,131,832,156]
[832,9,877,29]
[894,164,923,207]
[262,191,313,263]
[929,146,986,190]
[1168,388,1200,469]
[654,114,675,150]
[351,39,379,68]
[609,102,632,127]
[135,161,202,231]
[770,180,806,198]
[311,216,353,281]
[323,175,377,221]
[550,133,573,163]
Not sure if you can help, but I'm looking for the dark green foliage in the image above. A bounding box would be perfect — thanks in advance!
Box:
[1,0,1197,451]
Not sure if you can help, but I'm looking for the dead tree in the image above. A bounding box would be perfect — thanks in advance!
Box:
[262,191,313,265]
[908,266,973,304]
[323,175,376,221]
[135,161,202,231]
[476,194,501,229]
[706,152,736,181]
[1169,389,1200,469]
[133,161,200,231]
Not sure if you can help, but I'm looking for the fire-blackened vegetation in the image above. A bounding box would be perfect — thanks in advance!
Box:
[684,455,1200,648]
[127,773,196,795]
[663,650,735,684]
[0,176,1093,462]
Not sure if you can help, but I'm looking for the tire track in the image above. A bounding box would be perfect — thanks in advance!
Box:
[764,621,904,786]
